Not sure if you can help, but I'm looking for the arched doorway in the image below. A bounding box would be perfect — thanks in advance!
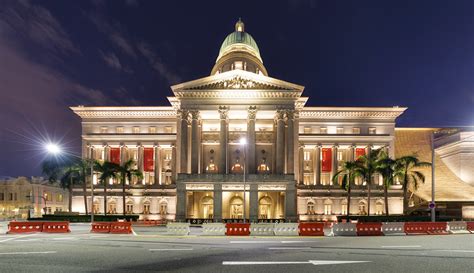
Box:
[375,200,384,215]
[358,200,367,215]
[259,196,272,219]
[108,199,117,214]
[201,196,214,219]
[323,199,333,215]
[230,196,243,219]
[125,200,134,214]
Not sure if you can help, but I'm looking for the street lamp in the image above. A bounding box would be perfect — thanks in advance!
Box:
[239,138,247,223]
[45,143,95,223]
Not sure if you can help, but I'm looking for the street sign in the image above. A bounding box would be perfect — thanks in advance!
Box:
[428,202,436,209]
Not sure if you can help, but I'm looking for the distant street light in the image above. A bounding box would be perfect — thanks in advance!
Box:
[240,138,247,223]
[45,143,61,155]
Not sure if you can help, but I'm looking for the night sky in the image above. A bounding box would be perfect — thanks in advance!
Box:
[1,0,474,177]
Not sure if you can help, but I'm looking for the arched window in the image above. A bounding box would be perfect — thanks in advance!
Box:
[230,196,243,219]
[143,201,151,215]
[375,200,384,215]
[93,200,100,214]
[259,196,272,219]
[108,200,117,214]
[201,196,214,219]
[126,200,134,214]
[324,199,333,215]
[159,201,168,215]
[307,201,315,215]
[341,199,348,215]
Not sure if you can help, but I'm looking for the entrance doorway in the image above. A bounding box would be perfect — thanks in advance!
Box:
[230,196,243,219]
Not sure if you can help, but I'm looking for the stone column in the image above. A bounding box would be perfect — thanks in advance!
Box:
[285,182,297,222]
[104,145,110,161]
[249,184,258,222]
[88,145,94,160]
[275,109,285,174]
[286,110,295,174]
[298,145,305,185]
[137,145,144,183]
[331,145,338,185]
[349,145,356,161]
[218,106,228,174]
[176,182,186,221]
[213,184,222,222]
[247,106,257,174]
[190,110,200,174]
[313,145,321,185]
[178,110,189,174]
[171,144,177,184]
[154,145,161,185]
[120,144,127,166]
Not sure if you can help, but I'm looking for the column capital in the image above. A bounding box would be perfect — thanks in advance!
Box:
[299,144,305,149]
[247,105,257,120]
[218,105,229,119]
[332,144,339,149]
[275,109,286,120]
[285,109,296,120]
[177,109,189,120]
[189,110,200,120]
[315,144,322,149]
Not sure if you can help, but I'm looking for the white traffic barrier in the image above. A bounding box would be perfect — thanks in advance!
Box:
[273,223,298,236]
[381,222,406,236]
[250,223,275,236]
[202,223,226,236]
[332,223,357,236]
[166,222,190,235]
[447,221,469,234]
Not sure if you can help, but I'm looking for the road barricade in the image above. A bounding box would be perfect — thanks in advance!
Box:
[356,222,383,236]
[447,221,469,234]
[250,223,274,236]
[202,223,226,236]
[110,222,133,234]
[273,223,299,236]
[332,223,357,236]
[381,222,405,236]
[91,222,111,233]
[404,222,448,235]
[299,222,324,236]
[467,222,474,233]
[7,221,43,234]
[42,221,70,233]
[225,223,250,236]
[166,222,190,235]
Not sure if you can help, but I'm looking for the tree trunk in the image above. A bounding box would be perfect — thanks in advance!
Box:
[384,185,389,216]
[122,177,126,216]
[68,183,73,213]
[82,177,88,215]
[403,185,408,215]
[367,183,371,216]
[346,186,351,221]
[104,183,107,216]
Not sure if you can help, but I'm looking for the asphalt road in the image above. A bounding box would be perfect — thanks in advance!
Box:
[0,223,472,273]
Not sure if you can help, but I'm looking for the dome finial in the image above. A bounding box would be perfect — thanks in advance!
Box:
[235,18,244,32]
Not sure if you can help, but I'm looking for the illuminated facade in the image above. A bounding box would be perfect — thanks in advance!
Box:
[71,19,409,221]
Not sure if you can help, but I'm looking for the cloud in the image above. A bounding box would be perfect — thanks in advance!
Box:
[0,0,80,55]
[137,41,181,84]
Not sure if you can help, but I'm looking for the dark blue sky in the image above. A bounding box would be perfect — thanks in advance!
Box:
[1,0,474,177]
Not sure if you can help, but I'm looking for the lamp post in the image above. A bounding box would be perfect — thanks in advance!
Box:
[431,132,436,222]
[240,138,247,223]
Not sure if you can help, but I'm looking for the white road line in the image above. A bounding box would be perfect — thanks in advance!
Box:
[132,229,137,236]
[281,241,311,244]
[381,245,421,248]
[433,250,474,253]
[149,248,193,251]
[223,260,371,266]
[0,234,37,243]
[269,247,311,250]
[229,241,277,244]
[0,251,57,255]
[16,239,40,242]
[52,237,78,240]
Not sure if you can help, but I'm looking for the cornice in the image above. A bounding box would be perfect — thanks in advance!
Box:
[300,107,407,120]
[70,106,176,119]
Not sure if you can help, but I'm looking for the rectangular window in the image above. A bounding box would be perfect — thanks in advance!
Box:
[352,127,361,134]
[0,193,3,201]
[234,61,243,70]
[149,126,157,133]
[303,127,312,134]
[320,127,327,134]
[115,127,124,133]
[164,126,172,133]
[100,127,108,133]
[57,194,63,202]
[304,151,311,161]
[336,127,344,134]
[9,193,13,201]
[133,127,140,133]
[369,127,376,135]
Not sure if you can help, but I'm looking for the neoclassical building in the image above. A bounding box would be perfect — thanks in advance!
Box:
[71,19,413,222]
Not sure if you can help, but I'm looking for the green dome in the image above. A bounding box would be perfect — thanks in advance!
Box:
[216,27,263,63]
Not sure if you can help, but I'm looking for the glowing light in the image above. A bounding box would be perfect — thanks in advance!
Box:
[45,143,61,155]
[239,138,247,145]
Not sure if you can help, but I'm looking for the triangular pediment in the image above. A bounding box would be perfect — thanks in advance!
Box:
[171,70,304,93]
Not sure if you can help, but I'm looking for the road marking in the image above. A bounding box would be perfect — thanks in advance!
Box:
[269,247,311,250]
[0,234,37,243]
[281,241,312,244]
[16,239,40,242]
[229,241,277,244]
[132,229,137,236]
[0,251,57,255]
[433,250,474,253]
[381,245,421,248]
[223,260,371,266]
[149,248,193,251]
[52,237,78,240]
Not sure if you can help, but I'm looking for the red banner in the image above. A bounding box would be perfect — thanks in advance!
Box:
[355,148,366,159]
[144,148,154,172]
[110,148,120,165]
[321,148,332,172]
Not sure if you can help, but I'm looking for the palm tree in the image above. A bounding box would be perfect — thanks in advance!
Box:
[42,157,90,213]
[394,155,431,215]
[94,161,119,216]
[115,159,143,215]
[332,161,361,221]
[375,151,396,216]
[355,148,383,216]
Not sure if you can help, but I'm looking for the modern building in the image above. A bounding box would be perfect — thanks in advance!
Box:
[70,19,473,222]
[0,176,69,219]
